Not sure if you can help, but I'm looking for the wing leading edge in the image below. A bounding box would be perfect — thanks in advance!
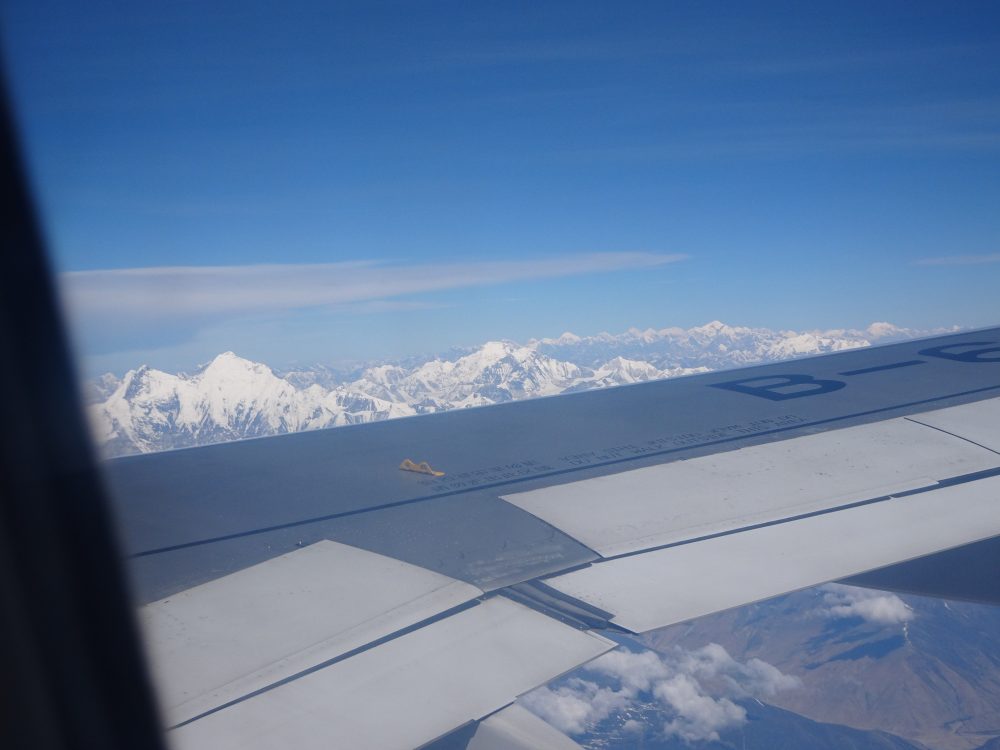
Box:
[120,329,1000,749]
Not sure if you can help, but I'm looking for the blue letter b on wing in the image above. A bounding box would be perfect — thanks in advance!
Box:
[710,374,846,401]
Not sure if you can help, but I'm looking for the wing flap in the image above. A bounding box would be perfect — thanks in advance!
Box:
[167,596,614,750]
[543,475,1000,633]
[502,411,1000,557]
[141,540,483,726]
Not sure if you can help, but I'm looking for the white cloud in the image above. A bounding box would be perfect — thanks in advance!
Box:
[60,252,687,319]
[675,642,738,680]
[675,643,801,698]
[819,583,914,625]
[740,658,803,697]
[621,718,644,734]
[519,678,630,736]
[521,643,799,741]
[585,648,671,693]
[915,253,1000,266]
[654,673,746,743]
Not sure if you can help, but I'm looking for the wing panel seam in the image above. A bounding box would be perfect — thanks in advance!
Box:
[904,416,1000,456]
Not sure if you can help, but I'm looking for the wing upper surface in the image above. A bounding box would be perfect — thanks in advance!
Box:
[121,329,1000,749]
[113,327,1000,600]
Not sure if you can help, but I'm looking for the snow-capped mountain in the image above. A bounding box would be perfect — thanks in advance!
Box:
[345,341,595,410]
[91,353,415,457]
[87,321,946,458]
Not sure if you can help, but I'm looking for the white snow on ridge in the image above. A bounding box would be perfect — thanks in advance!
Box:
[88,320,945,457]
[92,352,416,457]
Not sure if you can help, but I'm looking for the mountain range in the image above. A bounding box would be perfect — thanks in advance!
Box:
[86,321,946,458]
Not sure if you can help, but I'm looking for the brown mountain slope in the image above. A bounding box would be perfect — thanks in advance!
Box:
[643,586,1000,750]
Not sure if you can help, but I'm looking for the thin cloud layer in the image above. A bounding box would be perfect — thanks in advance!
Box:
[915,253,1000,266]
[521,643,800,743]
[819,583,915,625]
[60,253,686,318]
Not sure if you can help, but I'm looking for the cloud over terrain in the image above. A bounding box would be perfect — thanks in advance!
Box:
[521,643,800,742]
[818,583,914,626]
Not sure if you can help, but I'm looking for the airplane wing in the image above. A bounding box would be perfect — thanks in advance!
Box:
[105,328,1000,750]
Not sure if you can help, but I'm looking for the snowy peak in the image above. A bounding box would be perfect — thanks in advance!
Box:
[867,322,901,338]
[530,319,940,370]
[350,339,586,409]
[90,351,419,456]
[199,351,276,380]
[596,356,662,381]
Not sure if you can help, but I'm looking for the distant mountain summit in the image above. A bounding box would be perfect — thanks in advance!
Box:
[87,320,948,457]
[91,351,412,456]
[532,320,930,369]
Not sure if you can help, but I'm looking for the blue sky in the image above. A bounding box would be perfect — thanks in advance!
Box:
[3,1,999,375]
